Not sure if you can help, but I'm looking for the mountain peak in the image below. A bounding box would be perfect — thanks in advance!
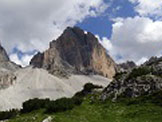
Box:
[64,26,84,33]
[30,27,117,78]
[0,43,20,71]
[0,44,9,62]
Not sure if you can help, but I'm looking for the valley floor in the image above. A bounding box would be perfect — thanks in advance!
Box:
[7,94,162,122]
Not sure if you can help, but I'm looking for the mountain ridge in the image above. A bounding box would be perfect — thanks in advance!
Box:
[0,27,113,110]
[30,26,117,79]
[0,43,21,89]
[101,56,162,101]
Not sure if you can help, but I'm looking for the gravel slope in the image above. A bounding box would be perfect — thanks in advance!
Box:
[0,67,111,111]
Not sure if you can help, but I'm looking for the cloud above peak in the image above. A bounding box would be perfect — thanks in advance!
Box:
[104,16,162,64]
[0,0,108,66]
[129,0,162,19]
[0,0,107,52]
[96,0,162,65]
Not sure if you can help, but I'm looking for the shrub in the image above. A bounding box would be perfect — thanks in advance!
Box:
[126,67,152,80]
[84,83,102,92]
[149,91,162,106]
[45,83,101,113]
[46,98,75,113]
[0,109,18,120]
[21,83,100,114]
[114,72,127,80]
[21,96,83,114]
[21,98,50,113]
[122,90,162,106]
[71,96,83,105]
[84,83,96,92]
[74,83,102,98]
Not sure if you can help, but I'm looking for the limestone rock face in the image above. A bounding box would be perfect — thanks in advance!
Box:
[0,72,16,89]
[101,74,162,101]
[0,44,9,62]
[101,56,162,100]
[118,61,136,72]
[0,43,21,89]
[0,43,20,71]
[30,27,116,79]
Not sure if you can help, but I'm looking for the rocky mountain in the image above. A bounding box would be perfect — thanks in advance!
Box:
[0,44,9,62]
[0,44,20,89]
[0,67,110,111]
[0,43,20,71]
[101,56,162,101]
[0,27,114,111]
[118,61,136,72]
[30,27,117,79]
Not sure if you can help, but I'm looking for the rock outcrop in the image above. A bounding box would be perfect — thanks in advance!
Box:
[118,61,136,72]
[30,27,116,79]
[101,56,162,100]
[0,28,114,110]
[42,116,52,122]
[0,73,16,89]
[0,43,20,71]
[0,44,9,62]
[0,43,20,89]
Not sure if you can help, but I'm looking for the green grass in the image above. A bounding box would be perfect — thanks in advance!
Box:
[7,93,162,122]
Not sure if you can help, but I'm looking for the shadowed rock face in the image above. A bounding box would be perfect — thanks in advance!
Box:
[30,27,116,78]
[0,44,9,62]
[0,43,21,89]
[101,56,162,100]
[0,43,21,71]
[118,61,136,72]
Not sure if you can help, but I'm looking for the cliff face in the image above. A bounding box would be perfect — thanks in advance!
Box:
[101,56,162,100]
[0,43,21,89]
[0,44,9,62]
[118,61,136,72]
[30,27,116,79]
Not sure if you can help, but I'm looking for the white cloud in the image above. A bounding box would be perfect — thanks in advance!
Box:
[9,54,22,66]
[136,57,148,65]
[102,0,162,64]
[129,0,162,18]
[0,0,107,52]
[102,16,162,64]
[10,53,34,67]
[0,0,108,66]
[97,36,113,51]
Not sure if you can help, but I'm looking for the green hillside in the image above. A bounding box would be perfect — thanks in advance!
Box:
[7,92,162,122]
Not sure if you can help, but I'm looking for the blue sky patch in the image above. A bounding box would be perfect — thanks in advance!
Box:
[77,0,137,39]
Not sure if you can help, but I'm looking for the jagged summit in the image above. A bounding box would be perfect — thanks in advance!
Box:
[0,43,20,71]
[30,26,117,78]
[101,56,162,100]
[0,31,111,110]
[0,44,9,62]
[118,61,136,72]
[0,43,20,89]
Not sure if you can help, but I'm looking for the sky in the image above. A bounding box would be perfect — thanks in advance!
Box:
[0,0,162,66]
